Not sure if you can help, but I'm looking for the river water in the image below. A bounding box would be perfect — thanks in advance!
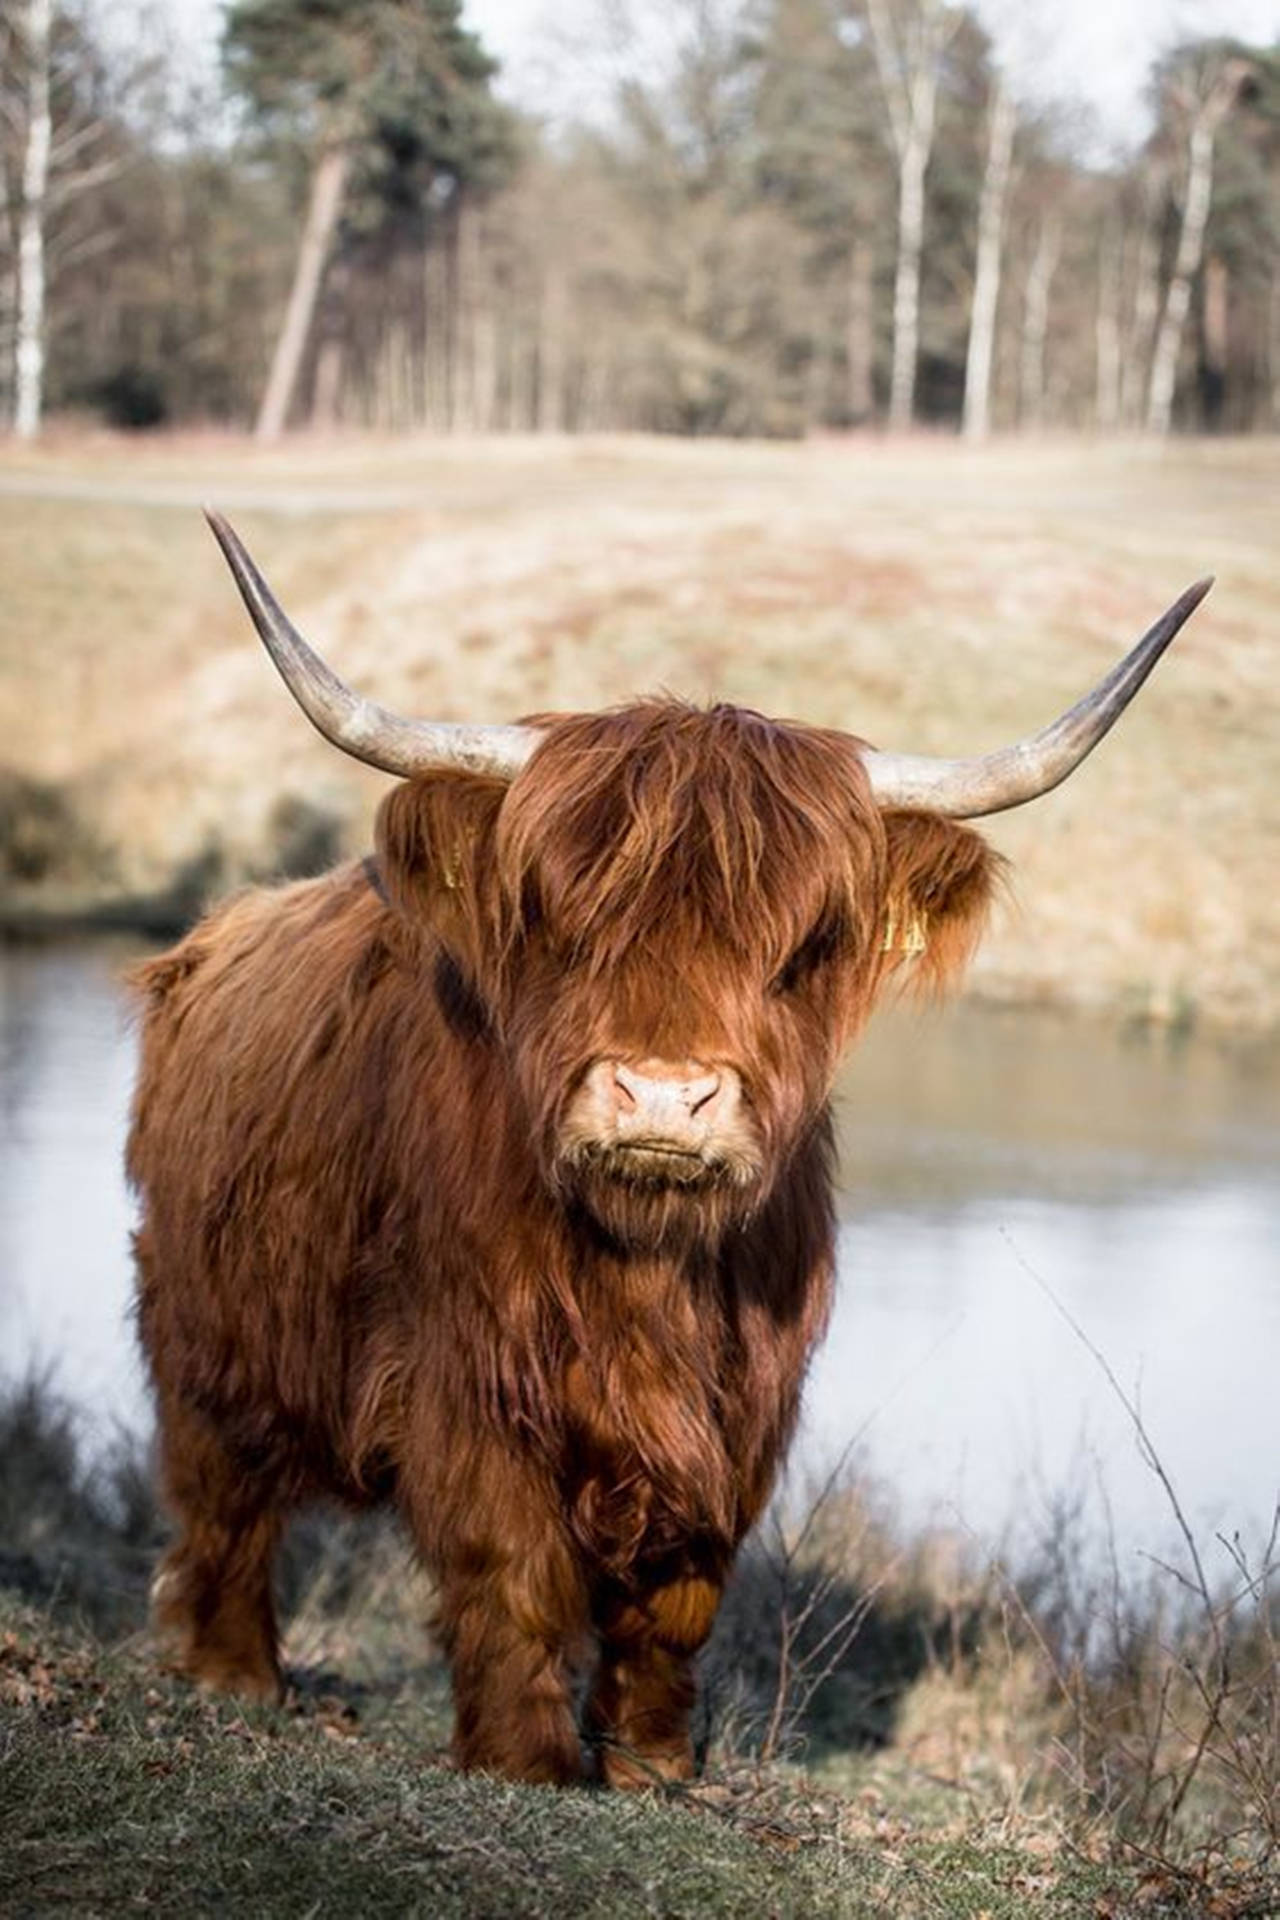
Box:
[2,941,1277,1572]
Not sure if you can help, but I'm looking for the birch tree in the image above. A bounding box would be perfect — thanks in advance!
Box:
[1146,56,1253,435]
[1019,207,1059,429]
[846,231,873,421]
[865,0,953,430]
[961,69,1015,441]
[14,0,52,438]
[0,141,12,422]
[1095,217,1121,431]
[3,4,177,433]
[1120,164,1164,427]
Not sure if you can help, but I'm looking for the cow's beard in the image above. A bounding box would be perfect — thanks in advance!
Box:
[555,1140,763,1254]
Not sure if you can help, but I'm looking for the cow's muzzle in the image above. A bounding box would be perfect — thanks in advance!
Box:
[559,1058,759,1189]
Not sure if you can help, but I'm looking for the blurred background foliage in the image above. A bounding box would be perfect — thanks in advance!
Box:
[1,0,1279,442]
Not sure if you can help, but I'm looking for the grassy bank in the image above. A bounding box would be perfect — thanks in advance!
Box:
[0,1595,1138,1920]
[2,432,1278,1028]
[2,1378,1276,1918]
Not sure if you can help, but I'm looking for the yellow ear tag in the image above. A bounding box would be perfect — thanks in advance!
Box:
[441,842,465,892]
[882,907,928,955]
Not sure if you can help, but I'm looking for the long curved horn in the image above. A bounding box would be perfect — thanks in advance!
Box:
[205,510,541,781]
[860,577,1212,818]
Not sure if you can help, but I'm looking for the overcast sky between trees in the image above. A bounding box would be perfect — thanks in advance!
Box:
[472,0,1280,153]
[158,0,1280,157]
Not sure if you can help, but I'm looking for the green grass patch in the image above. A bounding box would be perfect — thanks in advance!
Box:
[2,1374,1277,1916]
[0,1594,1195,1920]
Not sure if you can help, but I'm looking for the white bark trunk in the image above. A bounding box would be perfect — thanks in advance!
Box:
[888,129,928,430]
[867,0,947,432]
[1095,223,1122,432]
[15,0,53,440]
[537,266,567,432]
[846,234,873,422]
[424,230,444,429]
[1145,65,1248,437]
[0,131,15,420]
[1146,121,1215,435]
[1019,213,1059,431]
[1121,176,1162,428]
[962,76,1016,443]
[453,194,479,433]
[255,142,350,442]
[472,293,498,434]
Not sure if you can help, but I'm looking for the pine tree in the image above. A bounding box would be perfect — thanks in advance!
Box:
[223,0,513,438]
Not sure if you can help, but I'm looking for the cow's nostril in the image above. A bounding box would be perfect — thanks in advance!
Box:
[612,1067,639,1113]
[609,1060,725,1126]
[687,1074,721,1118]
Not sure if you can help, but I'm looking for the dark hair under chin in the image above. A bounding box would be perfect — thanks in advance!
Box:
[558,1160,765,1258]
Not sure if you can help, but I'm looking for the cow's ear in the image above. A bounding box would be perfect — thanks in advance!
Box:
[878,810,1003,996]
[375,773,507,990]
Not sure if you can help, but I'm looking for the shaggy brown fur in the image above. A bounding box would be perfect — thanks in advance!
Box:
[127,698,998,1786]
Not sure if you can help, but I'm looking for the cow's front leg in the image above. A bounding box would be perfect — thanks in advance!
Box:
[149,1390,284,1703]
[588,1573,723,1788]
[429,1520,590,1785]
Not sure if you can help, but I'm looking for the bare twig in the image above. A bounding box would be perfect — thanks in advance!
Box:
[998,1225,1279,1866]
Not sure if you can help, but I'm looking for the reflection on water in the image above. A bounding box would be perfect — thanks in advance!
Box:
[2,946,1278,1560]
[802,1002,1280,1554]
[0,942,147,1446]
[808,1186,1280,1552]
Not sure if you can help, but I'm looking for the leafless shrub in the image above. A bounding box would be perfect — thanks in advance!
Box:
[702,1455,991,1773]
[997,1231,1280,1884]
[0,1371,162,1632]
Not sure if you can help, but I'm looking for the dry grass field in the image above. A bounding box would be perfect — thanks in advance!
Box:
[4,436,1278,1906]
[2,430,1278,1027]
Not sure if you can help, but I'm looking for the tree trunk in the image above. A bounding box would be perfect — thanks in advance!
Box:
[0,121,15,424]
[866,0,947,433]
[255,141,350,442]
[473,296,497,433]
[1145,64,1249,437]
[15,0,53,440]
[310,256,350,429]
[846,234,873,423]
[1199,252,1228,429]
[1121,173,1162,428]
[1019,212,1059,431]
[1146,122,1214,435]
[423,227,442,428]
[311,337,344,428]
[801,317,826,430]
[442,193,460,431]
[453,193,480,433]
[962,75,1016,443]
[537,265,567,431]
[1095,222,1122,432]
[888,129,927,430]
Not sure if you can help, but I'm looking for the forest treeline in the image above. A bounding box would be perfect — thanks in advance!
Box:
[2,0,1279,442]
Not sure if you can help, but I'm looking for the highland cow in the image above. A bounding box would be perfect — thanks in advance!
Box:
[126,516,1209,1785]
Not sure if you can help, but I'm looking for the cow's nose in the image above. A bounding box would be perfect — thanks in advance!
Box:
[612,1061,724,1129]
